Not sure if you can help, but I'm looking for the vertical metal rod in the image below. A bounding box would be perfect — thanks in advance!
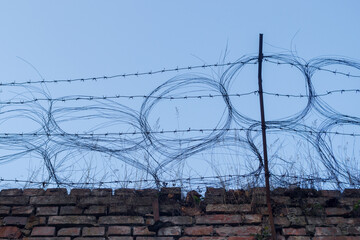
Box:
[257,33,276,240]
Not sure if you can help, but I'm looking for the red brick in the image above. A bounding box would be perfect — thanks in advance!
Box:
[31,226,55,236]
[23,188,45,196]
[196,214,242,224]
[184,226,213,235]
[0,226,22,238]
[0,206,10,215]
[315,227,341,236]
[0,189,22,196]
[158,226,182,236]
[92,188,113,196]
[60,206,83,215]
[0,196,29,205]
[215,226,262,236]
[206,204,251,213]
[30,196,76,205]
[82,227,105,236]
[160,216,193,225]
[243,214,262,223]
[84,205,107,214]
[70,189,91,196]
[325,207,351,216]
[48,216,96,225]
[108,226,131,235]
[37,206,58,215]
[98,216,143,224]
[3,216,28,225]
[57,227,81,236]
[282,228,307,235]
[12,206,34,215]
[45,188,67,195]
[134,226,156,236]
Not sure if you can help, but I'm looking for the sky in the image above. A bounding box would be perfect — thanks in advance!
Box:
[0,1,359,189]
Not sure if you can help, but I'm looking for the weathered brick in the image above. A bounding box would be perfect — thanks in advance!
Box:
[73,237,105,240]
[30,196,76,205]
[45,188,67,196]
[108,226,131,235]
[109,237,134,240]
[215,226,261,236]
[243,214,262,223]
[82,227,105,236]
[279,207,302,216]
[133,226,156,236]
[184,226,213,235]
[60,206,83,215]
[313,237,359,240]
[25,216,47,229]
[48,216,96,225]
[160,216,193,225]
[23,237,71,240]
[78,196,123,206]
[70,189,91,196]
[31,226,55,236]
[343,189,360,197]
[109,205,128,214]
[273,217,290,227]
[287,237,311,240]
[0,196,29,205]
[137,237,174,240]
[23,188,45,196]
[161,204,181,215]
[98,216,144,224]
[228,237,255,240]
[114,188,136,196]
[12,206,34,215]
[181,238,227,240]
[134,206,153,215]
[0,189,22,196]
[158,226,182,236]
[37,206,58,215]
[325,207,351,216]
[319,190,341,197]
[315,227,341,236]
[3,216,28,225]
[306,217,322,225]
[92,188,113,196]
[0,226,22,238]
[57,227,81,236]
[0,206,10,215]
[206,204,251,213]
[196,214,242,224]
[282,228,307,235]
[272,196,291,204]
[84,205,107,215]
[288,215,307,226]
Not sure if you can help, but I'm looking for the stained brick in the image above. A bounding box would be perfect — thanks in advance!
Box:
[109,237,134,240]
[57,227,81,236]
[45,188,67,196]
[12,206,34,215]
[160,216,193,225]
[214,226,261,236]
[31,226,55,236]
[82,227,105,236]
[0,206,10,215]
[287,237,311,240]
[243,214,262,223]
[0,226,22,238]
[206,204,251,213]
[3,216,28,225]
[70,189,91,196]
[108,226,131,235]
[137,237,174,240]
[0,189,22,196]
[109,205,127,214]
[23,188,45,196]
[228,237,255,240]
[133,226,156,236]
[84,205,107,215]
[325,207,351,216]
[315,227,341,236]
[92,188,113,196]
[23,237,71,240]
[48,216,96,225]
[60,206,83,215]
[37,206,58,215]
[158,226,182,236]
[30,196,76,205]
[184,226,213,235]
[196,214,242,224]
[319,190,341,197]
[98,216,144,224]
[0,196,29,205]
[181,238,227,240]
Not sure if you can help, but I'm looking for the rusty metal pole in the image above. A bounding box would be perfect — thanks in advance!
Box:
[257,33,276,240]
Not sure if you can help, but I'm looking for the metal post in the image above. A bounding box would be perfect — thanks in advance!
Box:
[257,33,276,240]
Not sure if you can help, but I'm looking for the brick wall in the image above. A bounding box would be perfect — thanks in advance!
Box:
[0,187,359,239]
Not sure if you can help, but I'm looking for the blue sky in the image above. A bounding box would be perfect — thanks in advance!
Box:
[0,1,359,189]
